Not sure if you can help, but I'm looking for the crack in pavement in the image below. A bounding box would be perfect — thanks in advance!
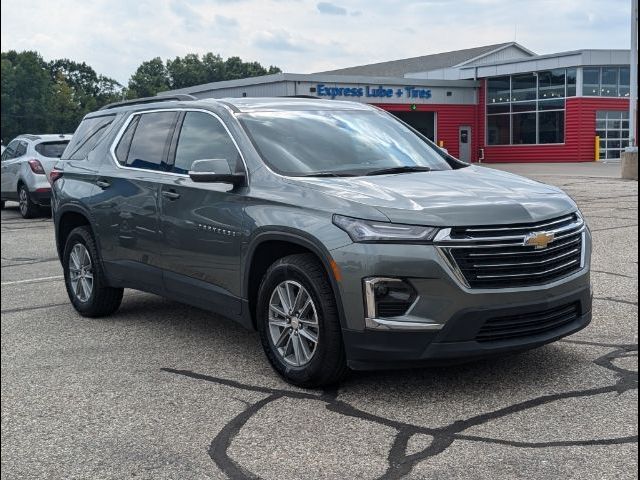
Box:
[594,296,639,307]
[162,340,638,480]
[591,270,637,279]
[1,256,59,268]
[591,224,638,233]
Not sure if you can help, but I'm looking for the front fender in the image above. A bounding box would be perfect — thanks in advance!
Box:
[243,227,350,330]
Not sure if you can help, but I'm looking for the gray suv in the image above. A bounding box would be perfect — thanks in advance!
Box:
[52,95,592,387]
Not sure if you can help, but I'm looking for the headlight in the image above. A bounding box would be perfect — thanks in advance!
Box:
[333,214,439,243]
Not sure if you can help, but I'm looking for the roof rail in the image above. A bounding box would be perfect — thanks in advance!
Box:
[99,94,198,111]
[282,95,321,99]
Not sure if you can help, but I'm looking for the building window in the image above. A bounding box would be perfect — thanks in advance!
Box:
[582,66,631,97]
[512,112,537,144]
[538,69,565,99]
[487,114,510,145]
[486,68,570,145]
[596,111,630,159]
[539,111,565,144]
[512,74,537,101]
[583,68,600,96]
[487,76,510,104]
[566,68,577,97]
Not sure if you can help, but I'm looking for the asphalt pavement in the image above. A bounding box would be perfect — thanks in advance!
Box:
[1,165,638,479]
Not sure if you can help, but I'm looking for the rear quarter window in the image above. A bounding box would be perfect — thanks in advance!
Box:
[62,114,116,160]
[35,141,70,158]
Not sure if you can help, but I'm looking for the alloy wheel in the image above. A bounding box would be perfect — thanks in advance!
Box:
[69,244,94,303]
[19,188,28,216]
[268,280,320,367]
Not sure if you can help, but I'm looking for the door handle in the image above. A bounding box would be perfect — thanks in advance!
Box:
[96,179,111,189]
[162,190,181,200]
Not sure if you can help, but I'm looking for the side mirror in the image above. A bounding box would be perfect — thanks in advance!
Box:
[188,159,246,187]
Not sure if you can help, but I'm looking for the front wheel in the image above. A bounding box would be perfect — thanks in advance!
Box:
[63,226,123,317]
[257,253,348,388]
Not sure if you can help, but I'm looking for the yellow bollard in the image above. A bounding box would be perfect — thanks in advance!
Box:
[595,136,600,161]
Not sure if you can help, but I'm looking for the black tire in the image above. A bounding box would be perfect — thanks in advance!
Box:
[257,253,348,388]
[63,226,123,317]
[18,184,39,219]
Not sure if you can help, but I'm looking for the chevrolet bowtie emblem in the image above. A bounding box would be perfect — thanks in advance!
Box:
[524,231,555,249]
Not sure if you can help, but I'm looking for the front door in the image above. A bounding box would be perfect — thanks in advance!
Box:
[1,140,27,198]
[1,140,20,196]
[459,126,471,162]
[158,110,246,315]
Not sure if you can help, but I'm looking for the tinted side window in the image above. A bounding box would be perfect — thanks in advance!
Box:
[15,141,27,157]
[35,141,70,158]
[1,140,19,161]
[172,112,241,174]
[62,115,115,160]
[123,112,178,171]
[115,116,140,165]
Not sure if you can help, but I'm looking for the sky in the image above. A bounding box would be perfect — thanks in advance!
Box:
[0,0,633,85]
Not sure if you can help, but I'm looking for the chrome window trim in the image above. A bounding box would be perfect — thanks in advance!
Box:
[108,108,250,184]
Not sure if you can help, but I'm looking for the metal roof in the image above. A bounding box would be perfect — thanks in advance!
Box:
[457,48,631,70]
[159,73,478,96]
[315,42,534,77]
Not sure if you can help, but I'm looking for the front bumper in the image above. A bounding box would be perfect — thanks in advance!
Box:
[343,285,592,370]
[330,236,592,369]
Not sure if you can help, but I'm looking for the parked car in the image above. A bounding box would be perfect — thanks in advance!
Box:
[51,96,592,387]
[1,134,72,217]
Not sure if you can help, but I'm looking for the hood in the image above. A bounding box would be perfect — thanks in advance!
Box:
[287,166,577,226]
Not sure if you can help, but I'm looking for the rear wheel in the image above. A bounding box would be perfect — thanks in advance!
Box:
[257,253,348,388]
[18,184,39,219]
[63,226,123,317]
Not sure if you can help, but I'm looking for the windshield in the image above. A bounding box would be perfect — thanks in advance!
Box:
[239,110,452,176]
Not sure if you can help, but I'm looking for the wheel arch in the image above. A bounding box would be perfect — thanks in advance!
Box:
[55,204,99,260]
[243,230,347,331]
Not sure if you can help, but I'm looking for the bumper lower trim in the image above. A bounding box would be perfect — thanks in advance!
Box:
[365,317,443,331]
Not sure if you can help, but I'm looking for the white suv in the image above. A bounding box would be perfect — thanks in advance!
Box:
[1,134,72,218]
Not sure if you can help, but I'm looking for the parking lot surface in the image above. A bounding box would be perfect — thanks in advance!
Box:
[1,167,638,479]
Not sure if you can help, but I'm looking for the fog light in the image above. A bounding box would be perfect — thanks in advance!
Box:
[364,278,417,319]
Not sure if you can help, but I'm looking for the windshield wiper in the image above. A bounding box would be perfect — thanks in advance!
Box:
[365,166,432,176]
[298,172,357,177]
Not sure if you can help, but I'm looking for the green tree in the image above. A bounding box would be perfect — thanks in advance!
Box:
[1,51,123,144]
[127,57,169,98]
[47,72,81,134]
[1,51,51,144]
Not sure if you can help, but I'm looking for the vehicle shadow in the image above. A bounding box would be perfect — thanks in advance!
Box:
[113,292,593,393]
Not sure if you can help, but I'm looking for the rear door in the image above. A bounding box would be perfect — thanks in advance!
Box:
[157,110,246,314]
[94,110,179,292]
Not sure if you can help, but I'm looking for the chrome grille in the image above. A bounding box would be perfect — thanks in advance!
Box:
[436,213,586,289]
